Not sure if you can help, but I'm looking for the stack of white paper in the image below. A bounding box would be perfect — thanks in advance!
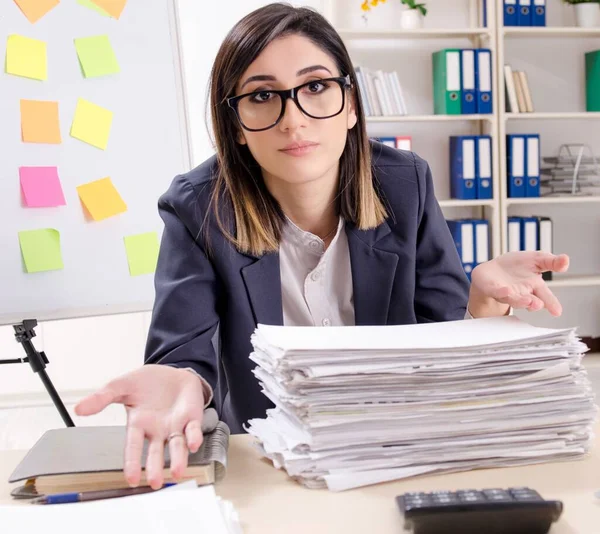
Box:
[246,316,598,491]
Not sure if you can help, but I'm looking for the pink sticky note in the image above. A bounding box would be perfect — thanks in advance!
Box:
[19,166,66,207]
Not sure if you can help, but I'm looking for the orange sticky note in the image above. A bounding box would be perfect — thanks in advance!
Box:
[13,0,60,23]
[76,177,127,221]
[20,99,62,144]
[90,0,127,19]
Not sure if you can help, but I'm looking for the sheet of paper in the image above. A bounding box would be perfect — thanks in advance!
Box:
[70,98,112,150]
[6,34,47,80]
[18,229,63,273]
[1,486,231,534]
[20,99,61,144]
[76,177,126,221]
[13,0,59,23]
[77,0,110,16]
[74,35,119,78]
[90,0,127,19]
[123,232,159,276]
[19,166,66,207]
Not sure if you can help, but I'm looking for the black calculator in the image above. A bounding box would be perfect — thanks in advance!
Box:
[396,487,563,534]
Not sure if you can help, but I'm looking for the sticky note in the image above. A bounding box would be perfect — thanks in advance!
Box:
[77,0,110,16]
[13,0,59,24]
[70,98,112,150]
[76,177,127,221]
[74,35,119,78]
[20,99,62,144]
[19,167,66,208]
[18,229,64,273]
[90,0,127,19]
[123,232,159,276]
[6,34,47,81]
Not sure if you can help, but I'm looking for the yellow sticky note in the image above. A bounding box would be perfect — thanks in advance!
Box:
[18,229,64,273]
[76,177,127,221]
[70,98,113,150]
[20,99,62,144]
[77,0,110,16]
[74,35,119,78]
[123,232,159,276]
[6,34,47,81]
[13,0,60,24]
[90,0,127,19]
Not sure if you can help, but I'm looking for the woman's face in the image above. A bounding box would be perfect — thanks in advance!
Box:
[234,34,357,188]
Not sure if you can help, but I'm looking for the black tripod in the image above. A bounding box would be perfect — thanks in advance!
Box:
[0,319,74,427]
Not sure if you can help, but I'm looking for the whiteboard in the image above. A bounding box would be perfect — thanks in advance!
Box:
[0,0,192,326]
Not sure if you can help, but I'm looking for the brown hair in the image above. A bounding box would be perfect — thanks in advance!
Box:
[207,2,386,256]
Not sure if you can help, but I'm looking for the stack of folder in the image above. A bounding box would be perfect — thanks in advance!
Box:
[507,134,540,198]
[246,316,598,491]
[503,0,546,27]
[450,135,493,200]
[432,48,492,115]
[446,218,490,281]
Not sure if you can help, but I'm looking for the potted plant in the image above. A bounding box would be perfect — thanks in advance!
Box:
[563,0,600,28]
[360,0,427,29]
[400,0,427,29]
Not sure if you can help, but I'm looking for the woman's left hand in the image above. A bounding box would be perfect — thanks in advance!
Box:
[468,251,570,318]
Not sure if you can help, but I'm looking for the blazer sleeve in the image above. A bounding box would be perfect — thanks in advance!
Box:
[144,174,220,392]
[413,155,470,323]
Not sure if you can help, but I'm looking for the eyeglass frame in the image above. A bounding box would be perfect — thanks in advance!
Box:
[226,74,353,132]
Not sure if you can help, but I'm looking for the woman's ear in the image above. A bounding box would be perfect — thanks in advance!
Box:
[347,91,358,130]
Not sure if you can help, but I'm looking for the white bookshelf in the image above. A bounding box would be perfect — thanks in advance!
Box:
[366,114,494,123]
[494,2,600,293]
[337,28,493,40]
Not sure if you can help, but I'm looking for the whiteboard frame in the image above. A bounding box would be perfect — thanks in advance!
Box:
[0,0,194,327]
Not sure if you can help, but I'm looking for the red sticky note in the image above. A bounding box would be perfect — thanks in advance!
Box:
[19,166,66,207]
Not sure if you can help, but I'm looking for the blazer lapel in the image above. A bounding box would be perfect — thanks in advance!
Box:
[346,221,398,326]
[241,252,284,326]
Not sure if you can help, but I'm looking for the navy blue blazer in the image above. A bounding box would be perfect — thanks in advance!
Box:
[144,141,470,433]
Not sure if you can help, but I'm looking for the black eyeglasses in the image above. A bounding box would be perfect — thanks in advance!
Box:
[226,75,352,132]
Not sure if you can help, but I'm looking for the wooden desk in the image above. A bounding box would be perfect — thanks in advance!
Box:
[2,434,599,533]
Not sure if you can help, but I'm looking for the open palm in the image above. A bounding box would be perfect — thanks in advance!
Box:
[470,251,569,316]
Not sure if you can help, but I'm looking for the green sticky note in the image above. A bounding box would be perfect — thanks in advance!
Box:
[74,35,119,78]
[18,228,64,273]
[124,232,159,276]
[76,0,110,17]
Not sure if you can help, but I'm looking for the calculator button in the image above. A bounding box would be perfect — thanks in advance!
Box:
[457,491,484,502]
[432,494,459,505]
[483,489,511,500]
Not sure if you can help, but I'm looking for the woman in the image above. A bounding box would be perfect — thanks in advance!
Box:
[75,3,569,490]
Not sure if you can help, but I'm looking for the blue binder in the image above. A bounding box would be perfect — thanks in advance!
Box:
[447,219,476,281]
[532,0,546,26]
[476,135,493,200]
[507,134,526,198]
[378,137,397,149]
[450,136,477,200]
[525,134,541,197]
[475,49,493,114]
[520,217,538,251]
[504,0,518,26]
[507,217,522,252]
[482,0,488,27]
[461,49,477,115]
[518,0,532,26]
[472,219,490,265]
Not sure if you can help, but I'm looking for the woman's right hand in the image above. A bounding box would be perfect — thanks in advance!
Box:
[74,364,206,490]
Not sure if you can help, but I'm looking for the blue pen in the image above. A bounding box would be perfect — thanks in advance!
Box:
[31,483,177,505]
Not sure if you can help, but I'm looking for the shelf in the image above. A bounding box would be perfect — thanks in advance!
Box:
[503,27,600,38]
[367,114,494,123]
[506,196,600,205]
[439,199,495,208]
[546,276,600,289]
[338,28,492,40]
[505,112,600,121]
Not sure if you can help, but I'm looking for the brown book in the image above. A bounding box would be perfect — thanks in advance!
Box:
[518,71,534,112]
[9,421,229,497]
[513,71,528,113]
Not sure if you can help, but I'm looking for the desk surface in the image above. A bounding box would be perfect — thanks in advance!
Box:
[2,433,600,533]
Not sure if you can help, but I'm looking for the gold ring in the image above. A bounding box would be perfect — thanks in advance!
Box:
[167,431,185,443]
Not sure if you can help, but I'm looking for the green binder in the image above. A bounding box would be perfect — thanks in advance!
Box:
[585,49,600,112]
[433,49,462,115]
